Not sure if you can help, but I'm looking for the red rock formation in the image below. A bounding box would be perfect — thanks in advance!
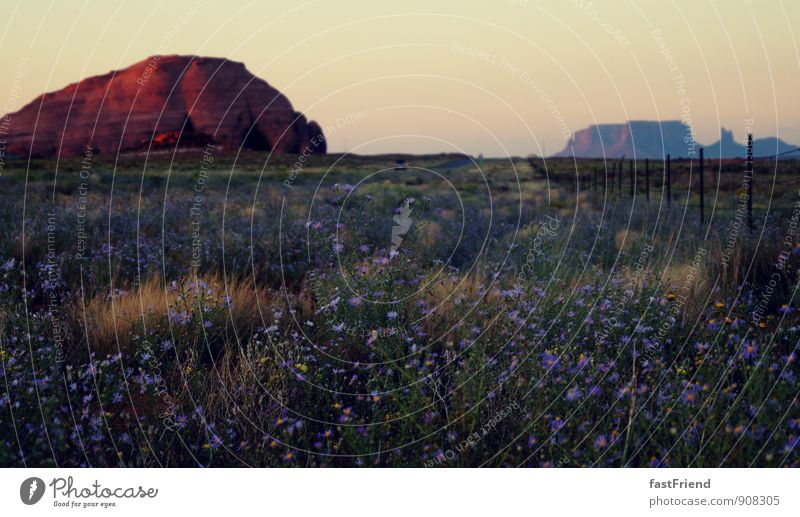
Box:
[2,55,326,157]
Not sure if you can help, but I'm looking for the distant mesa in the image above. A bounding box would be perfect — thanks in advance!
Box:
[703,128,797,159]
[556,120,797,159]
[555,120,694,159]
[1,55,326,158]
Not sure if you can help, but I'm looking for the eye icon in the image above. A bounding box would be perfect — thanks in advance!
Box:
[20,477,45,505]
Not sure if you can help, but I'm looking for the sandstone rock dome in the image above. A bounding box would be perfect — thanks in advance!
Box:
[2,55,326,157]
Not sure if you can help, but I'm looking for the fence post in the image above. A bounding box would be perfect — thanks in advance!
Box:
[746,133,753,229]
[629,160,634,199]
[666,154,671,206]
[645,158,650,202]
[618,157,624,195]
[699,148,705,223]
[612,160,617,197]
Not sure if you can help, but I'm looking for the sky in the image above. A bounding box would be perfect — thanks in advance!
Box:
[1,0,798,156]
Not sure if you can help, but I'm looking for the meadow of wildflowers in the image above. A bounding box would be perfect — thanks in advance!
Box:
[1,151,798,467]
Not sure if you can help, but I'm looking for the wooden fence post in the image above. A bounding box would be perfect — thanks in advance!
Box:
[618,157,624,195]
[645,158,650,202]
[666,154,671,206]
[611,161,616,194]
[699,148,705,223]
[629,160,634,199]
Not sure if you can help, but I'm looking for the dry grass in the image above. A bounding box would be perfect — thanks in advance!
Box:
[614,229,642,252]
[73,275,274,355]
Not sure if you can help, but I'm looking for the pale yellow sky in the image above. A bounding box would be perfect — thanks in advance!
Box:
[1,0,798,155]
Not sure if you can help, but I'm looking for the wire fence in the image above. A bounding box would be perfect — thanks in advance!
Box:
[530,138,800,223]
